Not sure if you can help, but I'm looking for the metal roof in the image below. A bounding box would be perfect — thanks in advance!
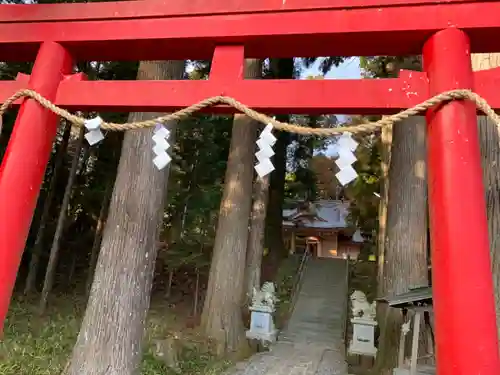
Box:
[378,286,433,308]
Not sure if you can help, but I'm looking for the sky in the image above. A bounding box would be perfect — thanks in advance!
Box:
[302,57,361,80]
[303,57,362,121]
[301,57,362,156]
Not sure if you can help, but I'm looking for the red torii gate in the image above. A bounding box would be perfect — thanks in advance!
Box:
[0,0,499,373]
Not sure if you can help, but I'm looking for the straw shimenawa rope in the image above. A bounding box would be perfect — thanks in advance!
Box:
[0,88,499,136]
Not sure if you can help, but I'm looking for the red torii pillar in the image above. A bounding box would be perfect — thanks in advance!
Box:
[0,2,496,374]
[0,42,72,333]
[424,28,499,375]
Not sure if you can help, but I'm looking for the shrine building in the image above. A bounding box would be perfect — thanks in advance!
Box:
[282,200,364,259]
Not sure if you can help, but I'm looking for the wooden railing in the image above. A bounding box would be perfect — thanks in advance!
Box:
[288,250,311,317]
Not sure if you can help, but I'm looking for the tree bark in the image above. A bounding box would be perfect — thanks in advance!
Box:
[201,59,261,356]
[375,116,428,374]
[244,174,270,305]
[85,178,114,295]
[264,130,288,263]
[166,270,174,299]
[263,58,294,273]
[24,122,72,294]
[39,125,85,313]
[193,268,200,316]
[376,124,393,297]
[67,60,185,375]
[471,53,500,342]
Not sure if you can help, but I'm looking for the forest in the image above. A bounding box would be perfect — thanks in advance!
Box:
[1,2,500,375]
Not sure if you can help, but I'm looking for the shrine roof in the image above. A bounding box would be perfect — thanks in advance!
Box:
[282,201,364,243]
[379,286,433,308]
[283,200,352,230]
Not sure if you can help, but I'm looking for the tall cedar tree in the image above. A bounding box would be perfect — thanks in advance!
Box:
[67,60,185,375]
[201,59,261,356]
[371,58,429,374]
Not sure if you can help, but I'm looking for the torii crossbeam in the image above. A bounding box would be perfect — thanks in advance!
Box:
[0,1,499,374]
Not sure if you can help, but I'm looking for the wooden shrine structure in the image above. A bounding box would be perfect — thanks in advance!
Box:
[0,1,499,374]
[282,200,363,259]
[381,287,435,375]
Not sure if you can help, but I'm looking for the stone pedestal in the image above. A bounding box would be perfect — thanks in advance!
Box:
[348,317,377,357]
[246,306,278,343]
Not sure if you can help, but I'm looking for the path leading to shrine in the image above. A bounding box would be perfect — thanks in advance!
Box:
[228,258,349,375]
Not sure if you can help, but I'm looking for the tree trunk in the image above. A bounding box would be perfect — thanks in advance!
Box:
[193,268,200,316]
[471,53,500,342]
[75,145,91,186]
[67,251,78,285]
[24,122,72,294]
[166,270,174,299]
[39,125,85,313]
[85,178,114,295]
[244,175,270,305]
[263,58,294,275]
[201,59,261,356]
[67,60,185,375]
[377,124,393,296]
[264,130,288,264]
[167,212,183,244]
[374,116,428,375]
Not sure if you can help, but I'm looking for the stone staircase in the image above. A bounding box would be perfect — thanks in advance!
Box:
[224,257,349,375]
[279,257,348,349]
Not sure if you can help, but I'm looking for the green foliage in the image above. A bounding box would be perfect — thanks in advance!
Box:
[272,255,302,328]
[0,21,351,370]
[140,334,233,375]
[0,298,82,375]
[343,54,421,255]
[285,113,338,200]
[301,57,346,74]
[141,349,231,375]
[349,260,378,303]
[1,297,230,375]
[359,56,422,78]
[157,62,233,274]
[160,114,233,272]
[340,56,421,251]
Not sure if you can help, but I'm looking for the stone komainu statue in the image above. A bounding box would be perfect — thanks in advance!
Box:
[350,290,376,319]
[251,282,279,311]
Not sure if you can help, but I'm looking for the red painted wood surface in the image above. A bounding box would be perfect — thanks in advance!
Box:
[1,68,500,114]
[0,2,498,60]
[0,42,73,334]
[0,0,483,22]
[424,27,500,375]
[0,1,498,373]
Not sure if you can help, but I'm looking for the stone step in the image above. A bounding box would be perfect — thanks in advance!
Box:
[283,324,343,331]
[277,336,340,347]
[278,334,340,342]
[279,333,343,342]
[282,258,348,352]
[284,328,342,335]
